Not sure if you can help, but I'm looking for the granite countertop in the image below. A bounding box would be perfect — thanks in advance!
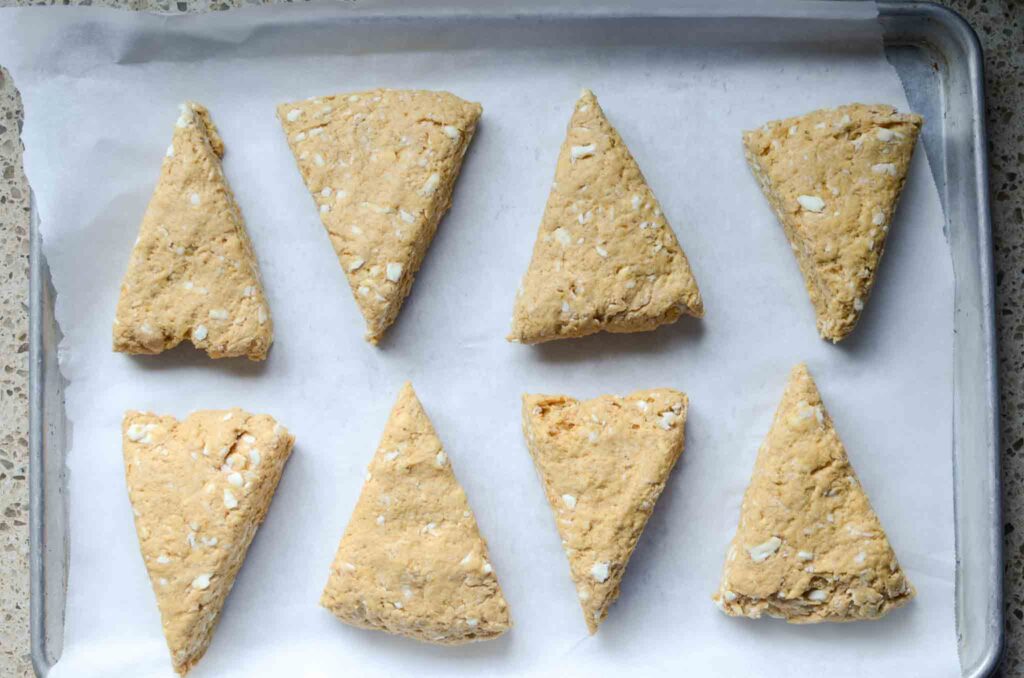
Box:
[0,1,1021,675]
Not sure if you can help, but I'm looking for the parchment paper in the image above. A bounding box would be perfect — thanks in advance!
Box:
[0,2,960,676]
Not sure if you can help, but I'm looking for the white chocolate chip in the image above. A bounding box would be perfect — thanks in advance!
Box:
[223,489,238,510]
[286,109,302,122]
[190,193,201,206]
[562,494,577,509]
[420,173,440,196]
[853,298,864,311]
[192,325,208,341]
[127,423,157,444]
[191,574,212,590]
[658,411,678,430]
[553,227,572,246]
[723,590,738,602]
[399,209,415,223]
[797,550,814,561]
[808,589,828,601]
[320,204,330,214]
[313,153,325,167]
[855,551,867,565]
[208,309,229,321]
[746,536,782,563]
[797,195,826,213]
[348,257,365,272]
[435,451,447,467]
[376,515,385,526]
[871,162,898,176]
[595,246,608,258]
[386,263,403,282]
[176,104,194,128]
[248,449,261,466]
[443,125,461,140]
[257,307,268,325]
[570,144,596,161]
[165,145,174,158]
[481,562,493,575]
[156,554,170,564]
[876,128,896,141]
[590,561,610,583]
[227,472,243,487]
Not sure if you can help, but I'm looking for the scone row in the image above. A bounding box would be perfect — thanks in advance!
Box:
[112,91,921,358]
[123,368,913,675]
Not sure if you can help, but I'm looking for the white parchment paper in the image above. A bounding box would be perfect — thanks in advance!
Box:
[0,2,960,676]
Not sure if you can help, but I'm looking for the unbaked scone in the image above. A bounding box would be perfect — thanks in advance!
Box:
[321,383,511,644]
[743,104,923,342]
[113,102,274,360]
[123,409,295,674]
[713,363,914,622]
[521,388,688,632]
[277,89,482,344]
[509,89,703,344]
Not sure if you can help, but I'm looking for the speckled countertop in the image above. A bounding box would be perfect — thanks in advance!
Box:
[0,1,1021,675]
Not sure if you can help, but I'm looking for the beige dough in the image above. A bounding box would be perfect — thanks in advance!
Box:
[521,388,688,633]
[277,89,482,344]
[113,102,274,360]
[743,104,922,342]
[713,363,914,622]
[321,383,511,644]
[509,89,703,344]
[122,408,295,674]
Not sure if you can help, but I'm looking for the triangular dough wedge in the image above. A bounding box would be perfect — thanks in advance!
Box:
[277,89,482,344]
[743,104,923,342]
[321,383,511,643]
[522,388,688,632]
[713,364,914,622]
[509,89,703,344]
[113,102,274,360]
[122,409,295,674]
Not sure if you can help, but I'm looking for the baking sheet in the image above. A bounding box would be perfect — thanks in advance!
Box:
[0,2,960,676]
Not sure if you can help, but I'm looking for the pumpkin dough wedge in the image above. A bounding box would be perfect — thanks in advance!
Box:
[114,102,274,360]
[521,388,688,633]
[713,364,914,622]
[277,89,482,344]
[509,89,703,344]
[122,409,295,675]
[321,383,511,644]
[743,104,923,342]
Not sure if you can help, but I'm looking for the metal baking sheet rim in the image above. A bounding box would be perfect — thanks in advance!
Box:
[25,2,1002,676]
